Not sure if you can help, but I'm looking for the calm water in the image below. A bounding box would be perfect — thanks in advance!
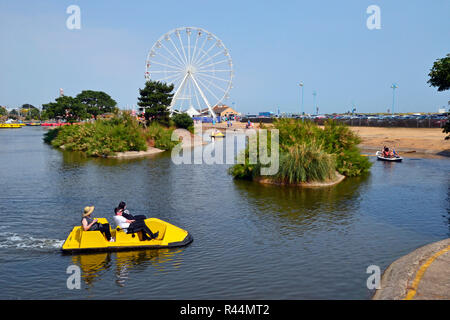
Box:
[0,127,448,299]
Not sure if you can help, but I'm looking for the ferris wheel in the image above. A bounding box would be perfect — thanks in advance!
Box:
[145,27,233,119]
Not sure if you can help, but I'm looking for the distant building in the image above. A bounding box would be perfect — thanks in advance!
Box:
[259,112,274,117]
[200,104,239,118]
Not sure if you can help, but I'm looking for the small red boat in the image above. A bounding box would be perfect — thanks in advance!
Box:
[41,122,71,127]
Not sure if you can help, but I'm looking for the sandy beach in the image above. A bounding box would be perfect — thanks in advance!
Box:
[202,122,450,157]
[351,127,449,157]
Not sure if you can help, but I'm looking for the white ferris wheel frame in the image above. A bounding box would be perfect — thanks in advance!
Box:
[145,27,234,119]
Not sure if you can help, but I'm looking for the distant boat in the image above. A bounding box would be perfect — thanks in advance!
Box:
[0,123,22,128]
[376,151,403,162]
[210,131,225,138]
[41,122,70,127]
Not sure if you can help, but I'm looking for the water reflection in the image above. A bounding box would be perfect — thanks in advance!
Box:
[233,174,370,236]
[61,150,167,167]
[115,248,183,286]
[447,184,450,237]
[61,151,91,168]
[71,248,185,289]
[380,161,397,175]
[71,253,112,288]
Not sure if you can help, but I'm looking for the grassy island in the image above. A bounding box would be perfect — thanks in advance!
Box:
[43,114,178,157]
[42,81,197,158]
[229,119,371,185]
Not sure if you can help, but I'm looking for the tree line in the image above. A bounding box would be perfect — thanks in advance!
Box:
[42,90,118,122]
[428,53,450,138]
[1,90,118,122]
[1,82,192,128]
[0,104,40,120]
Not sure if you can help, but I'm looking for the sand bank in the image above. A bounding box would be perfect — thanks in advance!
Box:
[107,147,165,159]
[107,130,206,159]
[254,172,345,188]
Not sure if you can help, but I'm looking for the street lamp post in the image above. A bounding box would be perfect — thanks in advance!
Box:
[312,91,317,115]
[299,82,304,116]
[391,83,398,115]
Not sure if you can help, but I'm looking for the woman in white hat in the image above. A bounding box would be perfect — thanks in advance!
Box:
[81,206,114,242]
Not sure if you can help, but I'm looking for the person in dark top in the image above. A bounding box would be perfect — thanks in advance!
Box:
[117,201,147,221]
[81,206,113,242]
[113,207,158,241]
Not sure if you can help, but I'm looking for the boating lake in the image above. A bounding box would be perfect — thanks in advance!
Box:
[0,127,448,299]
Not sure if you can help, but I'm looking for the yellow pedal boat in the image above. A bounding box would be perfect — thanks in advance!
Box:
[62,217,193,254]
[0,123,23,128]
[210,131,225,138]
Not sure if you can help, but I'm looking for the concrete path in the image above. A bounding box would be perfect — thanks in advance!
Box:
[373,238,450,300]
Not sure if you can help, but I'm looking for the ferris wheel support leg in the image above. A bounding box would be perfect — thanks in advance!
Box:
[169,72,189,114]
[191,74,217,120]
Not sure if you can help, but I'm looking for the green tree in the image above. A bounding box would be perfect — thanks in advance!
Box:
[8,109,19,120]
[21,104,40,120]
[0,106,7,116]
[172,112,194,129]
[428,54,450,92]
[428,54,450,139]
[137,80,174,126]
[76,90,117,119]
[42,96,87,122]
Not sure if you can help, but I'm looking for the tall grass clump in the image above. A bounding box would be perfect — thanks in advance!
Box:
[229,118,371,183]
[276,144,336,183]
[274,118,371,177]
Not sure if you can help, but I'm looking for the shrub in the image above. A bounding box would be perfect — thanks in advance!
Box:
[44,114,149,157]
[227,147,262,180]
[43,127,61,144]
[172,113,194,129]
[319,120,371,176]
[145,121,178,151]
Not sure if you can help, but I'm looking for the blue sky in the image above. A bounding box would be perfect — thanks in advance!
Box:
[0,0,449,114]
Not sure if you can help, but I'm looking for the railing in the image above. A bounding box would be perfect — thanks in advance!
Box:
[314,118,448,128]
[240,117,448,128]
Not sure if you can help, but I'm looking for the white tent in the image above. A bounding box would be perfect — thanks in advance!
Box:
[185,106,200,117]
